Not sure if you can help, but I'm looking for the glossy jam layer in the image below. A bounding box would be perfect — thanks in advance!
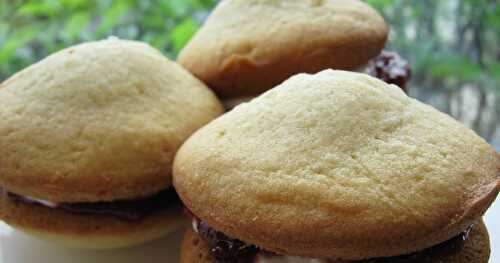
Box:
[366,50,411,93]
[192,218,472,263]
[194,219,258,262]
[6,188,179,221]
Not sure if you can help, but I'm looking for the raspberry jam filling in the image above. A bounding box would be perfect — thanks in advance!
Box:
[5,187,179,221]
[194,218,259,262]
[365,51,411,93]
[192,217,472,263]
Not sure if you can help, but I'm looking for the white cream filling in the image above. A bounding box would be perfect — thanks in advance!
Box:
[21,195,58,208]
[192,218,199,234]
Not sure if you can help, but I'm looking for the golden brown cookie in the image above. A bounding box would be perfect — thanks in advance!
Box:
[0,38,223,203]
[180,220,490,263]
[0,38,223,248]
[178,0,388,98]
[173,70,499,259]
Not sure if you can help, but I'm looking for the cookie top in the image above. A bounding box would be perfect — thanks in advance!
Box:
[0,39,224,203]
[178,0,388,98]
[173,70,499,260]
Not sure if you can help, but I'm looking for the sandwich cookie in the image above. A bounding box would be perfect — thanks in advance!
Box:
[173,70,499,261]
[178,0,389,98]
[0,38,224,249]
[180,219,490,263]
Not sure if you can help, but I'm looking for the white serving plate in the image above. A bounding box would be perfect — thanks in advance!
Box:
[1,200,498,263]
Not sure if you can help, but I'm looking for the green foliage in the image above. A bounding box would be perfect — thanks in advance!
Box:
[64,12,91,40]
[363,0,395,11]
[170,18,198,53]
[0,0,217,80]
[429,55,482,81]
[371,0,500,94]
[96,1,131,37]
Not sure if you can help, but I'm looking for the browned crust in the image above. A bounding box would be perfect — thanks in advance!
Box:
[178,0,388,98]
[202,38,387,98]
[0,192,185,243]
[222,96,255,111]
[180,220,490,263]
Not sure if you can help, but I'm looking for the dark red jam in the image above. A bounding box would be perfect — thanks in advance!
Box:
[367,51,411,93]
[6,187,179,221]
[196,219,258,263]
[193,218,473,263]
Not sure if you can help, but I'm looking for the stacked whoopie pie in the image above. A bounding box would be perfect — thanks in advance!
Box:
[174,70,499,262]
[0,39,223,249]
[178,0,411,109]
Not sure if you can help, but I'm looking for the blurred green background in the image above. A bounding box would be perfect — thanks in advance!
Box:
[0,0,499,148]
